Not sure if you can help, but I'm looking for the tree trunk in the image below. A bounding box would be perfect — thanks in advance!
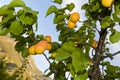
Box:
[89,29,107,80]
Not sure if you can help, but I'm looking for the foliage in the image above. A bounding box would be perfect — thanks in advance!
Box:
[0,0,120,80]
[0,0,39,58]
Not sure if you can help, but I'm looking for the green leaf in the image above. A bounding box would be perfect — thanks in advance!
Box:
[62,42,76,52]
[56,23,65,31]
[67,63,75,77]
[58,28,74,42]
[0,26,8,36]
[0,5,14,16]
[101,16,113,29]
[114,2,120,15]
[89,0,96,3]
[15,41,25,52]
[8,0,25,8]
[112,13,120,22]
[46,6,57,17]
[113,2,120,22]
[71,50,88,73]
[56,9,65,15]
[53,0,62,4]
[74,72,88,80]
[101,61,110,66]
[1,15,15,24]
[66,3,75,11]
[9,21,23,35]
[53,15,64,24]
[109,29,120,43]
[22,6,39,16]
[21,48,29,58]
[19,11,37,25]
[56,49,70,61]
[91,2,100,11]
[81,4,89,10]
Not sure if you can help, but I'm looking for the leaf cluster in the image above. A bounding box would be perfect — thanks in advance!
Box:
[0,0,39,58]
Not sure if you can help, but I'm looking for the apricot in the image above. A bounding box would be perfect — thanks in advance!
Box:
[35,44,45,54]
[28,45,35,55]
[102,0,113,7]
[92,40,98,48]
[45,35,52,43]
[37,40,48,49]
[46,43,52,50]
[70,12,80,23]
[68,20,76,29]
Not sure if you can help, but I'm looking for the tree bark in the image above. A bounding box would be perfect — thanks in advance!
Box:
[89,29,107,80]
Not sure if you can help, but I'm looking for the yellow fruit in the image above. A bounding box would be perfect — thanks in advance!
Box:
[68,20,76,29]
[70,12,80,23]
[88,60,93,65]
[45,35,52,43]
[101,0,113,7]
[51,52,57,58]
[37,40,48,49]
[29,45,35,55]
[74,41,78,47]
[46,43,52,50]
[92,40,98,48]
[35,44,45,54]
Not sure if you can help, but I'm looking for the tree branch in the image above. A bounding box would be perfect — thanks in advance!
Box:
[103,51,120,58]
[43,54,51,65]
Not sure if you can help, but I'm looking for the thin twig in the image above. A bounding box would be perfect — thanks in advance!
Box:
[43,54,51,65]
[67,72,70,80]
[78,20,84,23]
[95,27,100,35]
[103,51,120,58]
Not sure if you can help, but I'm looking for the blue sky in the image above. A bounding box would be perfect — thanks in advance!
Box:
[0,0,120,75]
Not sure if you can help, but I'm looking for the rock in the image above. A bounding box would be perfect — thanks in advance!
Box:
[0,35,51,80]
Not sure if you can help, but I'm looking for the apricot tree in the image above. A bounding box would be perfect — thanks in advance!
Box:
[0,0,120,80]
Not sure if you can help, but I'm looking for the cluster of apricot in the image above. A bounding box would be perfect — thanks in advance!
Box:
[28,35,52,55]
[67,12,80,29]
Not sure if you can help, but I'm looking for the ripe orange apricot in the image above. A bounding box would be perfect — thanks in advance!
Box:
[92,40,98,48]
[68,20,76,29]
[35,44,45,54]
[101,0,113,7]
[45,35,52,43]
[28,45,35,55]
[46,43,52,50]
[70,12,80,23]
[37,40,48,49]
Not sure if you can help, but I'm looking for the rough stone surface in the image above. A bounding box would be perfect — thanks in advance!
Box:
[0,35,51,80]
